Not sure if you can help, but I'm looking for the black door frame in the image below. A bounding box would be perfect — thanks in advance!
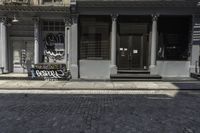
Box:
[117,33,146,70]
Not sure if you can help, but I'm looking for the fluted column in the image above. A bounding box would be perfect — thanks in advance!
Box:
[0,17,8,73]
[150,15,158,74]
[64,16,72,71]
[70,14,78,79]
[110,14,118,74]
[33,17,40,64]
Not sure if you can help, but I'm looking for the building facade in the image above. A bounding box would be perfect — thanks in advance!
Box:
[0,0,200,80]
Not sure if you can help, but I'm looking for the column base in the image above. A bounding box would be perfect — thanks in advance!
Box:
[190,65,197,73]
[70,64,78,79]
[110,65,117,74]
[149,65,158,75]
[0,67,8,74]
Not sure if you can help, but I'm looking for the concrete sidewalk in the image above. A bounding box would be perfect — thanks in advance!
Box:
[0,80,200,90]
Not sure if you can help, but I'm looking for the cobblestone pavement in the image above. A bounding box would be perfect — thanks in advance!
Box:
[0,91,200,133]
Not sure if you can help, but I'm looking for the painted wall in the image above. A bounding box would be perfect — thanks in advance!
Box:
[79,60,110,79]
[156,61,190,77]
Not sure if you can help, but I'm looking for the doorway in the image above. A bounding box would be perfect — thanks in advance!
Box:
[12,40,34,73]
[118,34,147,70]
[117,19,149,71]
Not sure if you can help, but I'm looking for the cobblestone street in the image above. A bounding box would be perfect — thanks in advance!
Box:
[0,91,200,133]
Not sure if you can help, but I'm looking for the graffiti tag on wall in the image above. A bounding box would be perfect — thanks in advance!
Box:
[44,33,65,62]
[31,63,71,80]
[35,70,65,79]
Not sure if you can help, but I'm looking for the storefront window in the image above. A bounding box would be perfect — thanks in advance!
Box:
[42,20,65,63]
[158,16,191,60]
[79,16,111,60]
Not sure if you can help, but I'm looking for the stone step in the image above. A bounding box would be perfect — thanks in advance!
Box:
[118,70,150,74]
[110,74,162,80]
[190,73,200,80]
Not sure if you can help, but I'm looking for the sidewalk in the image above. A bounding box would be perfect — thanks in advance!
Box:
[0,80,200,90]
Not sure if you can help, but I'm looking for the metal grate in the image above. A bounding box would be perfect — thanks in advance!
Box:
[80,34,110,60]
[79,16,111,60]
[43,20,65,31]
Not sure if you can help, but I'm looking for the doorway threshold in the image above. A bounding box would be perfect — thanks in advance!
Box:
[118,70,150,74]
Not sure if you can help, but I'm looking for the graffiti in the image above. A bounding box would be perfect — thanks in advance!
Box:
[35,70,65,79]
[31,63,71,80]
[44,33,65,62]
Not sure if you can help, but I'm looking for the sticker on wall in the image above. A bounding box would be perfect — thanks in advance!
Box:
[133,50,138,54]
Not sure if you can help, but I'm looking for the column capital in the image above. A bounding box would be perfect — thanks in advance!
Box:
[111,14,118,22]
[152,14,159,21]
[71,14,79,24]
[64,15,72,27]
[32,17,39,24]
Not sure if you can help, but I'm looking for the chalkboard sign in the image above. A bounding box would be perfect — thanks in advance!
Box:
[193,15,200,45]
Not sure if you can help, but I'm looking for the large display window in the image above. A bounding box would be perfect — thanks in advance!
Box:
[42,20,65,63]
[157,16,191,60]
[79,16,111,60]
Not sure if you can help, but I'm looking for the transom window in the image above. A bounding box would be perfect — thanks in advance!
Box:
[43,20,65,31]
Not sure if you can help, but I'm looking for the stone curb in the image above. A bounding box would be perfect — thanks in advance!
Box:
[0,80,200,90]
[0,87,200,91]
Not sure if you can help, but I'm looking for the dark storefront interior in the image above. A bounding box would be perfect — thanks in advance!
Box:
[117,16,151,70]
[157,16,191,61]
[78,15,192,71]
[79,15,111,60]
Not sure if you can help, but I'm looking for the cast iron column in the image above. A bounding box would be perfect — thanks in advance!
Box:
[71,14,78,79]
[150,15,158,73]
[0,17,8,73]
[64,16,72,71]
[110,14,118,74]
[33,18,39,64]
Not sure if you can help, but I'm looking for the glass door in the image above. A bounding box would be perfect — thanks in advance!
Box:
[12,40,34,73]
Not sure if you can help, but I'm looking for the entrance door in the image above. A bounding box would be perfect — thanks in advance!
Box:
[12,40,34,73]
[118,34,146,70]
